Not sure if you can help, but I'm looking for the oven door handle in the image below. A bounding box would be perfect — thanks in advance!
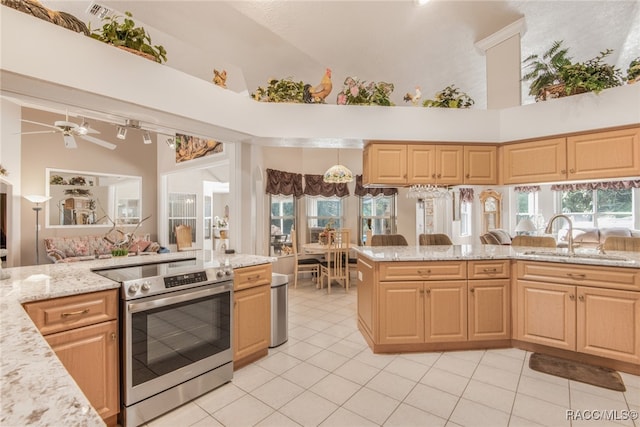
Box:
[127,283,232,313]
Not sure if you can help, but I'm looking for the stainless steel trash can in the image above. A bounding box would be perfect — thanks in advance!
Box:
[270,273,288,348]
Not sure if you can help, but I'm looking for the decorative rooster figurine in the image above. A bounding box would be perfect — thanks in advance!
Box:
[403,86,422,105]
[304,68,332,103]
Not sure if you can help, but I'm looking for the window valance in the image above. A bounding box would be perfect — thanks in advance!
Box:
[265,168,303,197]
[551,180,640,191]
[354,175,397,197]
[303,174,350,197]
[459,188,474,203]
[514,185,541,193]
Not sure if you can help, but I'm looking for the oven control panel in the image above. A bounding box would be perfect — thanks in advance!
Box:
[164,271,209,288]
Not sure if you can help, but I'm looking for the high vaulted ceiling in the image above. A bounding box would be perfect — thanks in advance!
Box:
[39,0,639,110]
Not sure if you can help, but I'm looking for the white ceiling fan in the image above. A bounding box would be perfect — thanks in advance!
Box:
[20,113,117,150]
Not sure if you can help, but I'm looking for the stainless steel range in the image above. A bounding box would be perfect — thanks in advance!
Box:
[93,258,234,427]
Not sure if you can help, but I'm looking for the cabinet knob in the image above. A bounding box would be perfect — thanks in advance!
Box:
[561,169,567,174]
[569,294,575,301]
[465,173,470,178]
[569,168,575,174]
[578,295,585,302]
[470,288,475,293]
[431,173,436,179]
[437,174,441,179]
[425,289,431,294]
[111,332,117,341]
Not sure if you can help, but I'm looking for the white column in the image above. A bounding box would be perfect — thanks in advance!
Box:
[475,18,527,109]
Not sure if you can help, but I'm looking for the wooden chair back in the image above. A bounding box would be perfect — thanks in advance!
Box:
[320,229,351,293]
[511,235,557,248]
[175,224,193,251]
[370,234,408,246]
[419,233,453,245]
[603,236,640,252]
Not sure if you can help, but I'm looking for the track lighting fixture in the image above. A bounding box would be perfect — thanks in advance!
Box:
[142,130,152,144]
[116,125,127,140]
[166,138,176,149]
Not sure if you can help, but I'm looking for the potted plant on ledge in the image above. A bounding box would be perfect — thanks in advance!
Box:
[89,11,167,63]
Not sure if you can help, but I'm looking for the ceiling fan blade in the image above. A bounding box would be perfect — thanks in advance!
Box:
[21,119,61,131]
[80,134,117,150]
[63,134,77,149]
[19,130,58,135]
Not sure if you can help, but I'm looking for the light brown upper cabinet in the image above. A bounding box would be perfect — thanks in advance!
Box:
[463,145,497,185]
[363,142,464,186]
[501,127,640,184]
[567,127,640,181]
[500,137,567,184]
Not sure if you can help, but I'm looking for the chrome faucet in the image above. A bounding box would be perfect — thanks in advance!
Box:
[545,214,574,255]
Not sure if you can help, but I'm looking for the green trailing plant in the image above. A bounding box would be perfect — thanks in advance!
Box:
[559,49,623,95]
[522,40,572,99]
[336,77,395,106]
[89,11,167,63]
[422,85,474,108]
[627,57,640,83]
[252,77,306,103]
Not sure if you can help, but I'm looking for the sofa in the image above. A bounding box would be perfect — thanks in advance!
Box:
[557,227,640,249]
[44,234,160,263]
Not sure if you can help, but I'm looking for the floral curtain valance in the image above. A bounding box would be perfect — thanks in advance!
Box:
[354,175,397,197]
[514,185,541,193]
[303,174,350,197]
[551,180,640,191]
[459,188,474,203]
[265,168,303,197]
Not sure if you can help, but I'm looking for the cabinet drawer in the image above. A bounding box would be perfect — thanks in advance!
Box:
[379,261,466,281]
[468,260,510,279]
[24,289,118,336]
[234,263,272,291]
[517,261,640,291]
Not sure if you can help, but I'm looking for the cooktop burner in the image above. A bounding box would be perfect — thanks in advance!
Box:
[93,258,233,300]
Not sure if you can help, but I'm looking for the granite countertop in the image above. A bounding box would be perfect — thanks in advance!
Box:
[0,251,275,427]
[352,244,640,268]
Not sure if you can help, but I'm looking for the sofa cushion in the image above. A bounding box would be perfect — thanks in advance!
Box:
[572,228,600,245]
[488,229,512,245]
[600,228,632,241]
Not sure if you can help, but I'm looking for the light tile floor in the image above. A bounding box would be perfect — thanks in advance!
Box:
[147,278,640,427]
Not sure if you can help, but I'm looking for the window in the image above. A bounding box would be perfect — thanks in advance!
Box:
[358,195,396,245]
[558,188,633,229]
[306,196,345,242]
[270,195,295,256]
[204,195,212,240]
[460,199,472,236]
[168,193,196,244]
[516,191,538,224]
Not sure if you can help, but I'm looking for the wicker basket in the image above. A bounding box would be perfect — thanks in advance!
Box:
[536,83,587,102]
[117,46,159,63]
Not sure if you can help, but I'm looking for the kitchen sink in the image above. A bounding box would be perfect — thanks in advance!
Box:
[521,251,633,262]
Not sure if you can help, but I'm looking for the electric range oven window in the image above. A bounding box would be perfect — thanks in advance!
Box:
[130,291,231,387]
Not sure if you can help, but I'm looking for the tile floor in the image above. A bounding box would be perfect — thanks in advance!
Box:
[147,278,640,427]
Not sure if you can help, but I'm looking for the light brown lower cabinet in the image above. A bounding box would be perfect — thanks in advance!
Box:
[516,261,640,365]
[23,289,120,425]
[372,260,510,349]
[233,263,272,369]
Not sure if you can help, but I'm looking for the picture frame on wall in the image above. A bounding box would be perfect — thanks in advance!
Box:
[175,133,223,163]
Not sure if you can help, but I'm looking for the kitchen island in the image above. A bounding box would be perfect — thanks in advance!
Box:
[352,244,640,375]
[0,251,275,427]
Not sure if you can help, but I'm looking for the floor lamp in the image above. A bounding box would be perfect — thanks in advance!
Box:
[24,195,51,265]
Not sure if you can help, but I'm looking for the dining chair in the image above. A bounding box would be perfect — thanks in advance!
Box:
[511,235,557,248]
[370,234,408,246]
[291,226,320,288]
[419,233,453,245]
[175,224,195,251]
[319,229,350,293]
[480,233,501,245]
[602,236,640,252]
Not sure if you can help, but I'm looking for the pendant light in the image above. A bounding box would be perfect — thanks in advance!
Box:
[323,149,353,183]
